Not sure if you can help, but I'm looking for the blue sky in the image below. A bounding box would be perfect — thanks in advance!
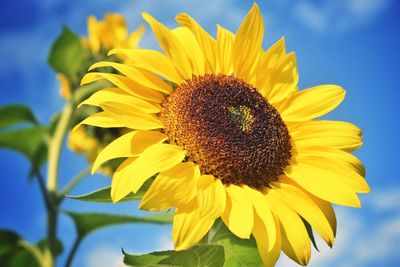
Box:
[1,0,399,266]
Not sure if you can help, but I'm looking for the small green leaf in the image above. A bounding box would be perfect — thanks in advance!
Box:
[0,105,38,129]
[209,220,263,267]
[64,211,173,238]
[0,126,47,162]
[0,229,20,258]
[67,178,153,203]
[302,218,319,251]
[48,26,87,79]
[123,244,225,267]
[0,229,42,267]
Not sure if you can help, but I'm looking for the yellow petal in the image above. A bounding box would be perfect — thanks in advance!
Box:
[259,52,299,104]
[294,151,369,193]
[252,211,281,267]
[197,175,226,219]
[173,202,215,250]
[279,85,346,121]
[243,186,276,248]
[272,182,335,246]
[92,130,167,174]
[290,120,363,152]
[305,193,337,237]
[143,13,192,80]
[216,25,234,75]
[57,74,72,100]
[128,25,145,48]
[109,49,183,84]
[283,160,361,207]
[221,184,253,239]
[79,88,161,113]
[233,3,264,81]
[175,13,217,73]
[89,62,171,94]
[297,146,365,177]
[266,190,311,266]
[139,162,200,211]
[171,27,205,76]
[100,102,163,130]
[111,143,185,202]
[87,16,100,54]
[75,112,123,128]
[81,73,164,103]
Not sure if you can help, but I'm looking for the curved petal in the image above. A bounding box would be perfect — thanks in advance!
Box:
[139,162,200,211]
[289,120,363,152]
[81,72,164,103]
[252,211,281,267]
[173,201,215,250]
[100,102,163,130]
[272,181,335,246]
[109,49,183,84]
[197,175,226,219]
[172,27,205,76]
[293,153,370,194]
[92,130,167,173]
[79,88,161,114]
[266,190,311,266]
[296,146,365,177]
[278,85,346,121]
[283,161,361,207]
[128,24,145,48]
[257,51,299,104]
[233,3,264,82]
[89,62,171,94]
[175,13,217,72]
[216,25,234,75]
[221,185,253,239]
[143,13,192,80]
[75,112,123,128]
[243,186,276,248]
[111,144,185,202]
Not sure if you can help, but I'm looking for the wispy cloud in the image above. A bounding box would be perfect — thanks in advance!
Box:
[291,0,394,33]
[85,246,124,267]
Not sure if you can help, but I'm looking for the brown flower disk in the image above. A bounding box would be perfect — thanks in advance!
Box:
[160,74,292,189]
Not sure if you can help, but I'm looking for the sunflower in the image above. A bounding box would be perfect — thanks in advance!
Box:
[65,13,145,173]
[76,3,370,266]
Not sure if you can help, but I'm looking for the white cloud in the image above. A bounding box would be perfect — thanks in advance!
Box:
[291,0,393,33]
[85,246,125,267]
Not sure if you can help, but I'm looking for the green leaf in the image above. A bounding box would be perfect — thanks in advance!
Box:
[123,244,225,267]
[0,229,20,258]
[48,26,87,79]
[0,126,47,162]
[64,211,173,238]
[66,178,153,203]
[0,229,41,267]
[0,105,38,129]
[302,218,319,251]
[209,220,263,267]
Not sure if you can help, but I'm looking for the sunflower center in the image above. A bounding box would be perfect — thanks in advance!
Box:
[160,74,292,189]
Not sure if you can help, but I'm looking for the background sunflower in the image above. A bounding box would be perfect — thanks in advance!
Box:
[1,0,399,266]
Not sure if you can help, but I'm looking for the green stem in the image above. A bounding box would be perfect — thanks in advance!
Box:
[47,206,58,264]
[63,237,82,267]
[33,168,52,211]
[47,103,74,192]
[60,167,91,200]
[45,102,74,265]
